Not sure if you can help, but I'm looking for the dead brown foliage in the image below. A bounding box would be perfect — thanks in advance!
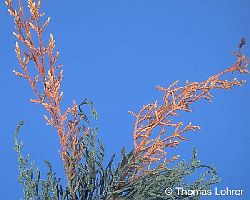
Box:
[129,42,248,178]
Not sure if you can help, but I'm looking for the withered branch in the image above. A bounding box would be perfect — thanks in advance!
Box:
[129,45,248,178]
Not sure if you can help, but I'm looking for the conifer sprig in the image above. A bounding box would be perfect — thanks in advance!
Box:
[6,0,248,199]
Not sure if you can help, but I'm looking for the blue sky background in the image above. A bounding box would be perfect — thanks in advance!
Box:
[0,0,249,199]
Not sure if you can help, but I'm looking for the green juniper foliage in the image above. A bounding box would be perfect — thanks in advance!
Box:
[14,101,220,200]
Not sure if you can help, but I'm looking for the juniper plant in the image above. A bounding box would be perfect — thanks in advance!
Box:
[6,0,248,199]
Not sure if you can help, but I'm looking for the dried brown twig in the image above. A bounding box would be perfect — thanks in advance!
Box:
[128,43,248,179]
[6,0,87,195]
